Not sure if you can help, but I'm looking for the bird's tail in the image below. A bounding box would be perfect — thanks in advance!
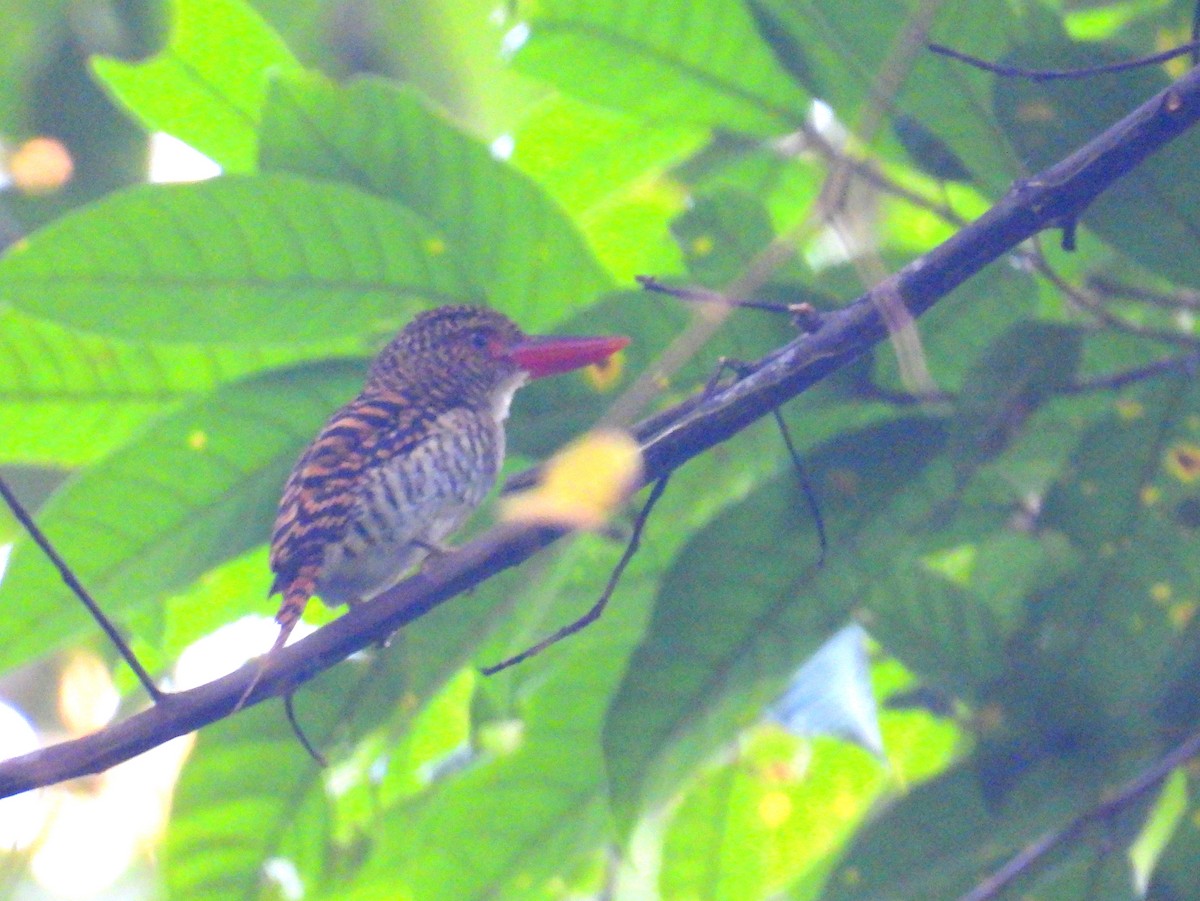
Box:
[232,581,313,713]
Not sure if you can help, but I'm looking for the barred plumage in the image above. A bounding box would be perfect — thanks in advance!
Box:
[236,305,628,709]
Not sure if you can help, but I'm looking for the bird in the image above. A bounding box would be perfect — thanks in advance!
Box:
[235,304,629,709]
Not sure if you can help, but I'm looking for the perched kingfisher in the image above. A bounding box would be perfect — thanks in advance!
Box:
[238,305,628,707]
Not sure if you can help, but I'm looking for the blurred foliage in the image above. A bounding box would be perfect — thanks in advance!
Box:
[2,0,1200,899]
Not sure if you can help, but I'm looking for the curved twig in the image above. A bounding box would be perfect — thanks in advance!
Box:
[3,56,1200,799]
[930,39,1200,80]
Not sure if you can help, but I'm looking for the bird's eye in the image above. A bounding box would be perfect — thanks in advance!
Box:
[470,332,490,350]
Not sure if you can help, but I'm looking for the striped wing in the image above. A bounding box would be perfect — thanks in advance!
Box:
[268,391,437,600]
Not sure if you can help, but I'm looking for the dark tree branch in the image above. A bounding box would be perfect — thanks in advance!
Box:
[3,59,1200,799]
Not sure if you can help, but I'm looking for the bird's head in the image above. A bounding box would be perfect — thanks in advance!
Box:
[368,305,628,416]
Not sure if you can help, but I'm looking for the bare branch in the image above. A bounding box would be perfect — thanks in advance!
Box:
[3,56,1200,799]
[0,477,163,703]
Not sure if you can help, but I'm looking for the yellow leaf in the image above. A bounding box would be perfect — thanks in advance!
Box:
[501,429,643,530]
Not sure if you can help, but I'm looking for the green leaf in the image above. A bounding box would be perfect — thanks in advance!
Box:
[948,321,1083,475]
[984,374,1200,760]
[509,93,701,280]
[166,649,414,900]
[824,762,1141,900]
[1130,769,1188,895]
[514,0,810,134]
[603,418,946,834]
[0,308,349,465]
[90,0,301,172]
[1147,785,1200,899]
[0,174,475,343]
[341,411,800,899]
[746,0,1019,195]
[671,188,784,285]
[0,362,363,676]
[258,73,611,327]
[994,39,1200,288]
[660,764,769,900]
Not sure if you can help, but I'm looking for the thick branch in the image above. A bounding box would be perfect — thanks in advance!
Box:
[3,61,1200,799]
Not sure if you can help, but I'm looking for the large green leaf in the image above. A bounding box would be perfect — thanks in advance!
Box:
[660,764,770,900]
[824,763,1141,900]
[513,0,810,134]
[745,0,1019,195]
[91,0,301,171]
[258,73,611,327]
[0,308,349,465]
[0,362,363,676]
[947,321,1083,477]
[166,648,415,901]
[509,93,701,280]
[329,402,805,899]
[603,418,947,834]
[0,174,475,343]
[994,39,1200,288]
[985,373,1200,759]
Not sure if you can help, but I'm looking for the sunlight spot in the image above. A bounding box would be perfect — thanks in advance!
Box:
[264,857,304,901]
[1116,398,1145,420]
[148,132,221,183]
[1151,582,1172,604]
[58,651,119,734]
[1170,601,1197,630]
[584,351,624,392]
[0,702,45,850]
[1141,484,1160,506]
[424,236,447,256]
[187,429,208,451]
[172,616,314,691]
[1166,443,1200,483]
[689,234,714,257]
[7,137,73,195]
[501,22,530,58]
[490,133,515,160]
[758,790,793,828]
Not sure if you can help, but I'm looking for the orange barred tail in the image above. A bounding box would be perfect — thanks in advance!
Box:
[232,585,313,713]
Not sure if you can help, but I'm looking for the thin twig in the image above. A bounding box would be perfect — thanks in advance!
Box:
[1029,245,1200,349]
[480,476,670,675]
[283,693,327,767]
[703,356,827,563]
[771,408,828,565]
[1064,354,1200,392]
[0,476,163,702]
[637,276,823,331]
[776,127,969,229]
[930,40,1200,80]
[1084,274,1200,312]
[959,728,1200,901]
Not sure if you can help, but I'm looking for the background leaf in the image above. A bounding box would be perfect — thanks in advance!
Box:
[0,363,363,675]
[0,174,475,342]
[513,0,810,134]
[258,73,612,326]
[91,0,301,172]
